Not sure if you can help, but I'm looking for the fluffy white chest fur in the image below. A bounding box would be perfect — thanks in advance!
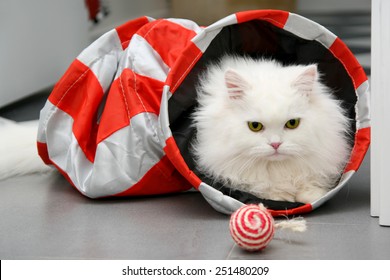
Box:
[192,56,351,204]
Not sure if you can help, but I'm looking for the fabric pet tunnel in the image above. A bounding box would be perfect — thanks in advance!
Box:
[37,10,370,216]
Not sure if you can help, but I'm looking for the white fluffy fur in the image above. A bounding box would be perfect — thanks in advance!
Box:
[192,56,351,203]
[0,118,52,181]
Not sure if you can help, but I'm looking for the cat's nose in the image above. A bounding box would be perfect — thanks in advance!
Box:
[270,142,282,150]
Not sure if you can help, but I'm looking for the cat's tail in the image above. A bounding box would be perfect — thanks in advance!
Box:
[0,117,52,181]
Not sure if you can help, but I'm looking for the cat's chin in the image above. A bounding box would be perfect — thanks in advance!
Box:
[266,153,289,162]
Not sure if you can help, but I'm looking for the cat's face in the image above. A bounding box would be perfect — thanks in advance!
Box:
[194,58,349,187]
[220,64,318,163]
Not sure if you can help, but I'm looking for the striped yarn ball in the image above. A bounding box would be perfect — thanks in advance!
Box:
[229,204,275,251]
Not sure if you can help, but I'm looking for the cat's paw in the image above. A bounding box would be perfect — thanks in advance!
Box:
[295,187,327,204]
[259,189,296,202]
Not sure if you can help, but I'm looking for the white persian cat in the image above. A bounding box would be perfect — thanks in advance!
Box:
[192,56,351,204]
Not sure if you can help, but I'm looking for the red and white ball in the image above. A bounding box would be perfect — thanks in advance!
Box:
[229,204,275,251]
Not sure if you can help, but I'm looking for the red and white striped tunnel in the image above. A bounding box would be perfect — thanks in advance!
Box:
[37,10,370,216]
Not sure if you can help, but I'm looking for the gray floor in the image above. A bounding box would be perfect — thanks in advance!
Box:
[1,10,389,260]
[1,146,387,260]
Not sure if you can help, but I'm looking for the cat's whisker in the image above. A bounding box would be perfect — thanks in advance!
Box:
[236,156,257,177]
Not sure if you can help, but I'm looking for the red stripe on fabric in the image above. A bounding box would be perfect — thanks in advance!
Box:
[38,141,192,197]
[164,137,202,188]
[344,127,370,172]
[268,203,313,217]
[122,69,164,117]
[49,59,90,105]
[37,141,51,165]
[97,69,164,143]
[96,78,129,143]
[329,37,368,90]
[236,10,289,29]
[113,155,193,196]
[115,16,151,50]
[166,42,203,93]
[137,19,198,69]
[48,59,102,163]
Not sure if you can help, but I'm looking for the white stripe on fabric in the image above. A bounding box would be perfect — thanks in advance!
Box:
[90,113,165,197]
[198,182,244,214]
[42,107,165,198]
[146,16,155,22]
[43,109,94,195]
[166,18,204,34]
[205,14,237,32]
[37,100,57,143]
[77,29,123,94]
[192,14,237,53]
[117,34,170,81]
[158,86,173,141]
[355,80,371,129]
[311,170,355,210]
[284,13,337,48]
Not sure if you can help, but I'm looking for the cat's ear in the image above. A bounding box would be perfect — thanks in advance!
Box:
[224,69,251,99]
[292,65,318,96]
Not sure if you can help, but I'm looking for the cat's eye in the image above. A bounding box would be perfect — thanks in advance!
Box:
[248,121,263,132]
[285,118,300,129]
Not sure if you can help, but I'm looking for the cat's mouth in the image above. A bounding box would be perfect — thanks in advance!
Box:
[268,151,288,161]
